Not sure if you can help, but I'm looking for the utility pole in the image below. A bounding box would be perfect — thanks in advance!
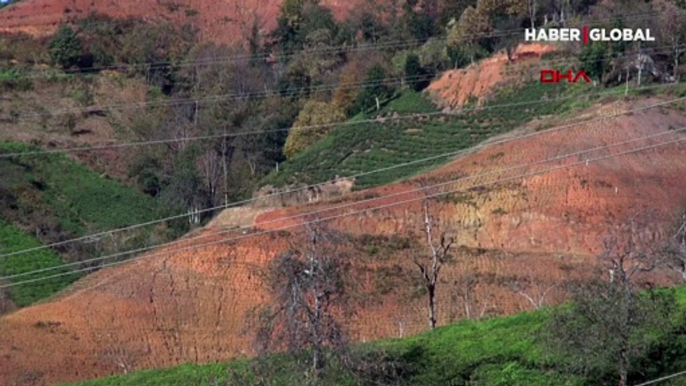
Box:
[222,125,229,207]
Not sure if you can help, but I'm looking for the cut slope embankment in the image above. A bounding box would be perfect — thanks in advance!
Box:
[427,43,558,110]
[1,99,686,385]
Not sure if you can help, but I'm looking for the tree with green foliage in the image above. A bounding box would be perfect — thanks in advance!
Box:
[271,0,338,54]
[418,38,451,73]
[447,5,492,66]
[493,16,522,63]
[283,101,346,159]
[579,41,611,84]
[400,0,437,42]
[332,54,383,115]
[353,64,395,114]
[48,24,83,69]
[542,222,672,386]
[439,0,478,26]
[404,53,428,91]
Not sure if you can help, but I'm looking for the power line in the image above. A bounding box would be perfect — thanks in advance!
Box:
[19,42,686,114]
[4,123,685,284]
[632,369,686,386]
[4,132,684,289]
[7,9,677,77]
[9,72,436,119]
[2,94,683,260]
[9,42,685,124]
[2,81,682,158]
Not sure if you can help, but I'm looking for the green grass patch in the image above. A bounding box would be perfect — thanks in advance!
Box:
[0,141,170,235]
[0,220,79,307]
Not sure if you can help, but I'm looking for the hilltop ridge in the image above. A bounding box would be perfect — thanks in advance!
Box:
[0,0,366,44]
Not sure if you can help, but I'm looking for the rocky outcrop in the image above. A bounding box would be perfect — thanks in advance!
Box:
[253,177,355,208]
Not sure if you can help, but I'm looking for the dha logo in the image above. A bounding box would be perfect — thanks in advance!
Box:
[541,69,591,84]
[525,27,655,44]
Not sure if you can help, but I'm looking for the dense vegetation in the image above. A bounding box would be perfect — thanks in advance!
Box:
[62,286,686,386]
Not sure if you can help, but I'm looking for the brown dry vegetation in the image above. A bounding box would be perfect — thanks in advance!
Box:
[1,97,686,385]
[0,72,152,181]
[0,0,364,45]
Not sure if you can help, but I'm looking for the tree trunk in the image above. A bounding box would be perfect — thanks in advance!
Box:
[618,347,628,386]
[222,127,228,207]
[428,284,437,329]
[674,44,680,81]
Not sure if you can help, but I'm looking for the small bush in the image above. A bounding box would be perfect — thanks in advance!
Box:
[48,24,83,69]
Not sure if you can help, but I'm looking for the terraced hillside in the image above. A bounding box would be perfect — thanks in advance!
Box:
[2,96,686,385]
[262,45,587,190]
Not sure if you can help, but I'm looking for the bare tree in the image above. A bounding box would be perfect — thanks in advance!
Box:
[451,272,496,321]
[664,214,686,281]
[503,267,558,311]
[0,287,15,315]
[411,201,454,330]
[543,216,671,386]
[528,0,537,29]
[655,0,686,81]
[252,223,354,378]
[99,344,138,375]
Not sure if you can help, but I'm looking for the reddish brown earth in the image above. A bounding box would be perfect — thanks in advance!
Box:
[1,98,686,385]
[427,43,557,109]
[0,0,369,45]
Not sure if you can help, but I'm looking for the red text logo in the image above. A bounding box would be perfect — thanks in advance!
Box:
[540,69,591,84]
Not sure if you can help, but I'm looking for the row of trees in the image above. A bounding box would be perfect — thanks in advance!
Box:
[248,208,686,384]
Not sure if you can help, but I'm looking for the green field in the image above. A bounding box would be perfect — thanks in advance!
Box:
[62,287,686,386]
[0,220,79,306]
[0,141,183,306]
[262,82,594,190]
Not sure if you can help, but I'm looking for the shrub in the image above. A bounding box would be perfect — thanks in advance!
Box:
[404,53,426,92]
[48,24,83,69]
[283,101,346,159]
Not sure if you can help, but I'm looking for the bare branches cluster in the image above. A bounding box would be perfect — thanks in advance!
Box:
[252,223,355,378]
[411,201,455,329]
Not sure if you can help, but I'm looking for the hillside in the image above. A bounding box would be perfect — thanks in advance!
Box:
[0,140,183,311]
[59,286,686,386]
[260,44,582,190]
[0,0,366,45]
[0,72,164,181]
[2,94,686,385]
[1,0,686,384]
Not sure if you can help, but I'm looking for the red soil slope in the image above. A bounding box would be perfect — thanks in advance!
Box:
[0,0,365,45]
[427,43,557,109]
[1,98,686,385]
